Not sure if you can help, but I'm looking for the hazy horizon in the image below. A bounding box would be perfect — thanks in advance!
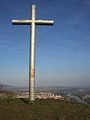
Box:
[0,80,90,88]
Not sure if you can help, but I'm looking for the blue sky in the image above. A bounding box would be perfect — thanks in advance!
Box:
[0,0,90,87]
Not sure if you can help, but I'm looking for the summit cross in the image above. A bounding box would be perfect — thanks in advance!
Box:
[12,4,54,102]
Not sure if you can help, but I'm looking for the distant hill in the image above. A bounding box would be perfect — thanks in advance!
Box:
[0,82,15,90]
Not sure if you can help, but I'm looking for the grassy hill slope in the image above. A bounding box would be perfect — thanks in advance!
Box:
[0,98,90,120]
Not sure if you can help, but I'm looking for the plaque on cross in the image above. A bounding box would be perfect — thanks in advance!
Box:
[12,4,54,102]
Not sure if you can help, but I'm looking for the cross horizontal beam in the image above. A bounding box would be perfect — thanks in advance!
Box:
[12,20,54,25]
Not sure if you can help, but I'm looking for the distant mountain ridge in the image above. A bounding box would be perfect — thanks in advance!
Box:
[0,82,19,91]
[0,82,28,92]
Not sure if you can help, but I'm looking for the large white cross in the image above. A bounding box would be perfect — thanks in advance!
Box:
[12,4,54,102]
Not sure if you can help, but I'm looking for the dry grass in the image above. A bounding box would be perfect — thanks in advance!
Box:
[0,98,90,120]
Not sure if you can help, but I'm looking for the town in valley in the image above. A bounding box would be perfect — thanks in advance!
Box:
[0,83,90,105]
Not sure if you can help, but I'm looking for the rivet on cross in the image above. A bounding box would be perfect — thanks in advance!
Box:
[12,4,54,102]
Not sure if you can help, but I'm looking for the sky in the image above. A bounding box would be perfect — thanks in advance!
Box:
[0,0,90,87]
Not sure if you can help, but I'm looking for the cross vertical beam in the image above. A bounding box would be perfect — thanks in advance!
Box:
[29,5,36,101]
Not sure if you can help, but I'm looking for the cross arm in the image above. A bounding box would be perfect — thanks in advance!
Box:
[35,20,54,25]
[12,20,54,25]
[12,20,32,25]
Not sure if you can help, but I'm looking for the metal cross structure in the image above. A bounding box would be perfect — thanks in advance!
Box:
[12,4,54,102]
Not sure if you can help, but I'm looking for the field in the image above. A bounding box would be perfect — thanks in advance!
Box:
[0,98,90,120]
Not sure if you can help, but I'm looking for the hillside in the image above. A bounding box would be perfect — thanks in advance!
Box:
[0,99,90,120]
